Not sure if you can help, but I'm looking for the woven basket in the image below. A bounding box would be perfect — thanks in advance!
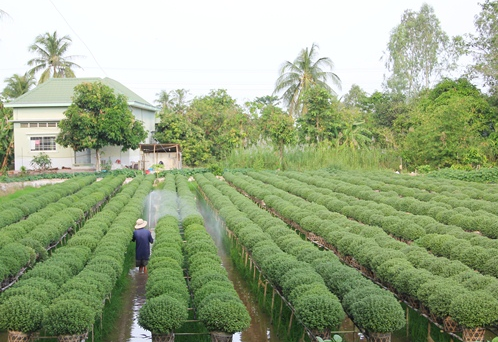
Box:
[443,316,461,333]
[152,333,175,342]
[8,331,30,342]
[210,332,232,342]
[462,327,485,342]
[57,332,88,342]
[367,332,391,342]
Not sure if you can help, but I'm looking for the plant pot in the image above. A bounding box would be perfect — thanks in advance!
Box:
[152,332,175,342]
[8,331,30,342]
[462,327,485,342]
[443,316,461,333]
[57,332,88,342]
[210,331,233,342]
[367,332,391,342]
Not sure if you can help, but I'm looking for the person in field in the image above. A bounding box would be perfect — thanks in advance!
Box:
[132,218,154,273]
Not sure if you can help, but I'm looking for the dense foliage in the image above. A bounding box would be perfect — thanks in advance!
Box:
[56,81,147,171]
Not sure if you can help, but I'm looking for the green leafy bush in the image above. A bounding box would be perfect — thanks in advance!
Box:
[349,295,405,333]
[293,294,344,332]
[449,291,498,328]
[197,299,251,334]
[138,295,188,334]
[43,299,94,335]
[0,296,44,333]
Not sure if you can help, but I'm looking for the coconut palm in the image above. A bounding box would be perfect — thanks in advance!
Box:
[27,31,82,84]
[2,73,36,100]
[274,43,341,118]
[155,90,173,110]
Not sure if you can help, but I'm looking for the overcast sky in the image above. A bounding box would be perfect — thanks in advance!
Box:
[0,0,482,106]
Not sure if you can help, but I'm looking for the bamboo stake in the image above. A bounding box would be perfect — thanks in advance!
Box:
[288,311,294,335]
[270,289,275,324]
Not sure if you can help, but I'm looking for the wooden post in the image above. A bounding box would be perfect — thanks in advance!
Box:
[253,263,257,279]
[263,281,268,303]
[406,306,409,338]
[270,289,276,324]
[288,311,294,335]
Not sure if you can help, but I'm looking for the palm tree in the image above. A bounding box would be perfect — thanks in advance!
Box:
[155,90,173,110]
[2,73,36,100]
[27,31,82,84]
[274,43,341,118]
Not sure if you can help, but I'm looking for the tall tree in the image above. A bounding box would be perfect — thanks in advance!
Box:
[155,90,173,111]
[274,43,341,118]
[383,3,463,98]
[401,78,493,169]
[154,111,209,166]
[297,86,341,144]
[187,89,248,159]
[467,0,498,95]
[56,82,147,171]
[27,31,82,84]
[258,103,295,168]
[2,73,36,100]
[0,102,13,171]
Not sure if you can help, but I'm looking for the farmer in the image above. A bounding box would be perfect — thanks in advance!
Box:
[132,218,154,274]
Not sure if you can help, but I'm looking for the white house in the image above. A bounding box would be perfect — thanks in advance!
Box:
[5,77,159,171]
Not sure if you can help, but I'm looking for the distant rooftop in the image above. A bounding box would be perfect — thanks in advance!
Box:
[5,77,158,111]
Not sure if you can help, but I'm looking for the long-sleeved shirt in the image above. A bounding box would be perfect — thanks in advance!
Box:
[132,228,154,260]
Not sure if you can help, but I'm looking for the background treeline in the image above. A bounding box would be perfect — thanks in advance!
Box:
[3,1,498,173]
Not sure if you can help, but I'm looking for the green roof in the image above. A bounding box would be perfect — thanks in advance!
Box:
[6,77,157,111]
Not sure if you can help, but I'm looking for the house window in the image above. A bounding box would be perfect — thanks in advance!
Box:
[30,136,56,151]
[20,122,58,128]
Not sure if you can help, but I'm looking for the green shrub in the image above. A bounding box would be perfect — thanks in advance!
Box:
[1,287,50,306]
[350,295,405,333]
[54,290,103,315]
[23,265,70,287]
[0,296,44,333]
[198,299,251,334]
[449,291,498,328]
[426,285,462,317]
[293,294,344,332]
[138,295,188,334]
[288,283,331,304]
[194,282,237,307]
[43,299,95,335]
[146,280,189,302]
[190,271,230,293]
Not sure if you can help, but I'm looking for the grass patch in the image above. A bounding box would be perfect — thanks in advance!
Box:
[222,145,400,172]
[0,186,38,201]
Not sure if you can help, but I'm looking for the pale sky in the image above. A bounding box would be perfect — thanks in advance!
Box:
[0,0,482,107]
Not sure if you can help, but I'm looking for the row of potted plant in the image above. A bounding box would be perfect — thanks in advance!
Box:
[0,174,148,340]
[138,174,189,340]
[0,175,96,229]
[41,173,154,338]
[0,175,127,286]
[291,170,498,239]
[346,169,498,201]
[206,172,405,337]
[225,171,498,336]
[176,174,251,340]
[195,173,345,339]
[252,171,498,280]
